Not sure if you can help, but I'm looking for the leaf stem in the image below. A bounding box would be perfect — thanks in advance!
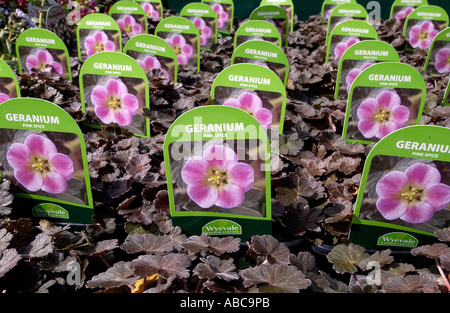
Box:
[352,273,361,287]
[195,278,205,293]
[435,258,450,292]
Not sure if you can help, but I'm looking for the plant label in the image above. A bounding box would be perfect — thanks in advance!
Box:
[231,40,289,87]
[0,98,94,224]
[46,5,76,51]
[134,0,163,22]
[249,5,289,47]
[423,27,450,75]
[443,83,450,106]
[260,0,294,33]
[326,20,378,63]
[349,125,450,250]
[335,40,400,100]
[109,0,148,42]
[201,0,234,35]
[163,105,272,239]
[155,16,201,72]
[342,62,426,145]
[234,20,282,49]
[123,34,178,82]
[180,2,217,51]
[76,13,122,61]
[79,51,150,138]
[0,59,20,105]
[403,5,449,50]
[16,28,72,81]
[321,0,357,19]
[389,0,428,21]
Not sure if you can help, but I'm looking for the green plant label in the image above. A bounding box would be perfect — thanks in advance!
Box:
[210,63,287,140]
[123,34,178,82]
[349,125,450,250]
[326,19,378,63]
[403,5,449,50]
[249,5,289,47]
[325,3,369,49]
[234,20,282,49]
[342,62,426,145]
[79,51,150,138]
[109,0,148,40]
[0,98,94,224]
[155,16,201,72]
[201,0,234,35]
[423,26,450,75]
[76,13,122,61]
[0,59,20,104]
[231,40,289,87]
[444,83,450,106]
[134,0,163,22]
[16,28,72,81]
[335,40,400,99]
[389,0,428,21]
[320,0,356,19]
[260,0,294,32]
[180,2,217,51]
[27,0,56,21]
[163,105,272,239]
[46,5,76,51]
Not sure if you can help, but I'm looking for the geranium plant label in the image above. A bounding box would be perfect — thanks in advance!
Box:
[403,5,449,50]
[201,0,234,35]
[134,0,163,22]
[210,63,287,139]
[180,3,217,51]
[79,51,150,137]
[249,5,289,47]
[155,16,200,72]
[109,0,148,40]
[349,125,450,250]
[321,0,357,19]
[0,98,94,224]
[326,19,378,63]
[443,83,450,106]
[260,0,294,33]
[123,34,178,82]
[163,105,272,239]
[231,40,289,87]
[16,28,72,81]
[76,13,122,61]
[423,27,450,75]
[342,62,426,145]
[46,5,76,51]
[389,0,428,21]
[0,59,20,105]
[234,20,282,49]
[335,40,400,99]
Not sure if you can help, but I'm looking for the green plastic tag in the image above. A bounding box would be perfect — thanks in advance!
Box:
[201,0,234,35]
[0,98,94,224]
[0,59,20,104]
[249,5,289,47]
[180,2,218,51]
[260,0,294,33]
[320,0,356,19]
[444,83,450,106]
[349,125,450,251]
[46,5,76,52]
[234,20,282,49]
[423,27,450,75]
[109,0,148,40]
[134,0,163,22]
[389,0,428,21]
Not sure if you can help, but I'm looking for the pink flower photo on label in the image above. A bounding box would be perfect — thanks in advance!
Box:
[408,21,439,49]
[0,92,10,104]
[25,49,63,77]
[6,134,74,194]
[434,47,450,74]
[334,37,360,60]
[376,163,450,224]
[345,62,375,92]
[137,55,169,78]
[192,17,212,46]
[211,3,228,29]
[90,78,139,127]
[83,30,116,57]
[165,34,193,65]
[223,92,273,130]
[141,2,159,20]
[395,6,414,20]
[357,90,410,139]
[181,144,254,209]
[117,14,142,37]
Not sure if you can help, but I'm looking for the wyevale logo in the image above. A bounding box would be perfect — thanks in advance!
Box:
[202,219,242,235]
[377,232,418,248]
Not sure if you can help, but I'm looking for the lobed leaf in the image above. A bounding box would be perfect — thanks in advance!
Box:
[326,243,369,274]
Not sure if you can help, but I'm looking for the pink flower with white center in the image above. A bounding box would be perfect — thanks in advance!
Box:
[376,163,450,224]
[181,144,254,209]
[90,78,139,127]
[0,92,10,104]
[141,2,159,20]
[192,17,212,46]
[395,7,414,20]
[25,49,63,77]
[223,92,273,130]
[83,31,116,57]
[165,34,193,65]
[334,37,360,60]
[434,47,450,74]
[357,90,410,139]
[137,55,169,78]
[408,21,439,49]
[211,3,228,29]
[345,62,375,92]
[6,134,74,194]
[117,14,142,37]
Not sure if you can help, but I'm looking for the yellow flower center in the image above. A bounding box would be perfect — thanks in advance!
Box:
[207,170,227,187]
[39,62,47,70]
[374,109,391,124]
[94,41,104,53]
[124,24,133,35]
[401,186,423,203]
[447,55,450,65]
[173,45,182,56]
[31,157,49,173]
[107,95,122,110]
[418,30,429,40]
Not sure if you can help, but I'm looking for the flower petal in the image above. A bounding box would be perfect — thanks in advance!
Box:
[405,163,441,189]
[172,34,186,47]
[182,43,193,58]
[253,107,273,129]
[223,98,241,108]
[121,94,139,115]
[94,105,115,124]
[36,49,54,64]
[203,144,238,171]
[424,183,450,211]
[91,85,109,107]
[377,121,400,139]
[41,172,67,194]
[48,153,74,181]
[25,55,39,71]
[93,30,107,43]
[6,143,32,170]
[238,92,263,113]
[104,40,116,52]
[227,162,254,192]
[25,134,57,159]
[400,201,435,224]
[114,108,133,126]
[390,105,410,126]
[105,79,128,98]
[14,168,43,192]
[376,171,409,199]
[187,184,218,208]
[181,157,211,187]
[83,35,96,51]
[358,119,380,139]
[215,183,246,209]
[376,197,408,220]
[357,98,379,121]
[376,90,401,110]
